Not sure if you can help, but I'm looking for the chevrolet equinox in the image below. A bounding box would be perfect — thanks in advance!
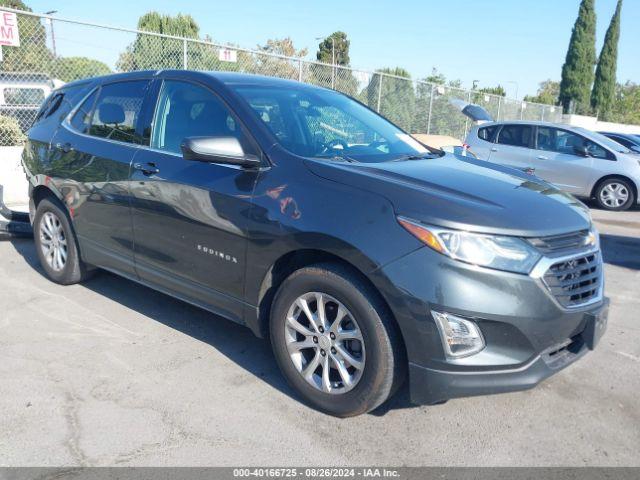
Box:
[22,71,609,417]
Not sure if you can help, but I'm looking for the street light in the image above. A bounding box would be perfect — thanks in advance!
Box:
[44,10,58,57]
[315,35,336,89]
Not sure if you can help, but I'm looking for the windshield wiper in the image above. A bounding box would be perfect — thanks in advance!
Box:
[316,151,358,163]
[390,153,438,162]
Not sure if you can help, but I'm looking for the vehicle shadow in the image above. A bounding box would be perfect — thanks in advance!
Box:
[599,234,640,270]
[9,238,417,416]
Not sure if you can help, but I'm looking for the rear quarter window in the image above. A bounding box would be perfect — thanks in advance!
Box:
[478,126,497,142]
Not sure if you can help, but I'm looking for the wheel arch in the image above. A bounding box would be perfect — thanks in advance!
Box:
[251,248,406,356]
[590,174,638,202]
[29,177,68,223]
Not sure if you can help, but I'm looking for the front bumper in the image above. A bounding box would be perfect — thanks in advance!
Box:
[410,298,609,404]
[375,246,609,405]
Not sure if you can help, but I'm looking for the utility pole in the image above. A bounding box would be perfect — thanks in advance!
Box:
[506,80,519,100]
[316,35,336,89]
[45,10,58,57]
[331,36,335,90]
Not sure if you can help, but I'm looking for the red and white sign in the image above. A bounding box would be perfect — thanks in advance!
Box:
[218,48,237,63]
[0,10,20,47]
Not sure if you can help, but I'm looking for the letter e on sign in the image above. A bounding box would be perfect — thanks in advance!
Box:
[0,11,20,47]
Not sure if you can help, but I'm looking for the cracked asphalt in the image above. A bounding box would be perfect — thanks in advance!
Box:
[0,207,639,466]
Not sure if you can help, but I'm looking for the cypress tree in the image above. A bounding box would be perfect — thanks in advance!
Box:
[559,0,597,114]
[591,0,623,120]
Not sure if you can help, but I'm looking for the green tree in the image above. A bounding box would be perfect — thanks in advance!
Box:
[610,82,640,125]
[53,57,111,82]
[559,0,597,114]
[0,0,54,74]
[116,12,201,71]
[253,37,307,79]
[316,31,350,66]
[524,80,560,105]
[410,69,468,137]
[591,0,623,120]
[362,67,415,131]
[477,85,506,97]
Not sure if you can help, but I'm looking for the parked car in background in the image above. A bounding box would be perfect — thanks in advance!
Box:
[466,121,640,211]
[0,73,57,133]
[598,131,640,154]
[23,71,608,416]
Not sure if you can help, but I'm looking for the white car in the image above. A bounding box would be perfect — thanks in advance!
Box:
[466,120,640,211]
[0,72,55,132]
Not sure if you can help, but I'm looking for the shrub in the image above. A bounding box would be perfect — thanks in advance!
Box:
[0,115,26,146]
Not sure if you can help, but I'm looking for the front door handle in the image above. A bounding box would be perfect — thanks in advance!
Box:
[55,142,74,153]
[537,155,549,160]
[134,162,160,176]
[491,147,498,152]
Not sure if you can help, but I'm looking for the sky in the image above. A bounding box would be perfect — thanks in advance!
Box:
[21,0,640,98]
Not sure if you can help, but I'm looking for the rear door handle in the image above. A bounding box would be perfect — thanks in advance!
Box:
[55,142,74,153]
[134,162,160,176]
[536,155,549,160]
[491,147,498,152]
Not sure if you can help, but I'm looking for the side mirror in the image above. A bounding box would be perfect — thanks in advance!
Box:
[181,136,261,168]
[630,145,640,154]
[573,145,590,157]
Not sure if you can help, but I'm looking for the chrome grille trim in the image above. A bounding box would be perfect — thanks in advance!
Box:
[527,229,591,254]
[530,248,604,310]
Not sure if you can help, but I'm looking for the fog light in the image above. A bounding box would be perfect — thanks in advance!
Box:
[431,311,485,358]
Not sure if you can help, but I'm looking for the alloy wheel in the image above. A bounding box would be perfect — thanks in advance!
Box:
[39,211,68,272]
[600,182,629,208]
[284,292,365,394]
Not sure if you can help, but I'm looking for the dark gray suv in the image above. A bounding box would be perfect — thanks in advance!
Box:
[22,71,609,416]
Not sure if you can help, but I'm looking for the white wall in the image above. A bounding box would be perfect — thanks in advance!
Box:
[0,146,29,210]
[562,114,640,134]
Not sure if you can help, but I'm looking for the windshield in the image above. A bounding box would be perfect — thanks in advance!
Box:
[232,85,429,163]
[574,127,632,154]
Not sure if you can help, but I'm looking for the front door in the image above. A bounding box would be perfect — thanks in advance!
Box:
[129,78,261,322]
[531,127,595,195]
[49,79,150,275]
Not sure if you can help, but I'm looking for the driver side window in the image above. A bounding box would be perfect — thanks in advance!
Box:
[151,80,255,156]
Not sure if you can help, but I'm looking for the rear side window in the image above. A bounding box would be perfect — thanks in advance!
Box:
[478,126,497,142]
[33,92,64,124]
[497,125,532,148]
[87,80,148,144]
[70,90,99,134]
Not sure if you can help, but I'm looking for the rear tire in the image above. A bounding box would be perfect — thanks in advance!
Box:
[269,263,405,417]
[33,197,94,285]
[594,178,635,211]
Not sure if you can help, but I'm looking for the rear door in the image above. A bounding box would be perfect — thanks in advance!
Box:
[488,124,534,171]
[530,127,596,195]
[49,79,150,275]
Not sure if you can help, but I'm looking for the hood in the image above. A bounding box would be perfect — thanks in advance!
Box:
[305,155,592,237]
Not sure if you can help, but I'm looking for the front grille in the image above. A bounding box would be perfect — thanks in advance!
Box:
[528,229,591,254]
[543,252,602,308]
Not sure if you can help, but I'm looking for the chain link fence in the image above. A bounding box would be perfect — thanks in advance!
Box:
[0,7,563,147]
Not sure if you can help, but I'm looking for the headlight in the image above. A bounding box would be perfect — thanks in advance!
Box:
[398,217,541,274]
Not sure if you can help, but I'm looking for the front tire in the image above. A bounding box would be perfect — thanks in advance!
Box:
[595,178,635,211]
[270,263,405,417]
[33,197,93,285]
